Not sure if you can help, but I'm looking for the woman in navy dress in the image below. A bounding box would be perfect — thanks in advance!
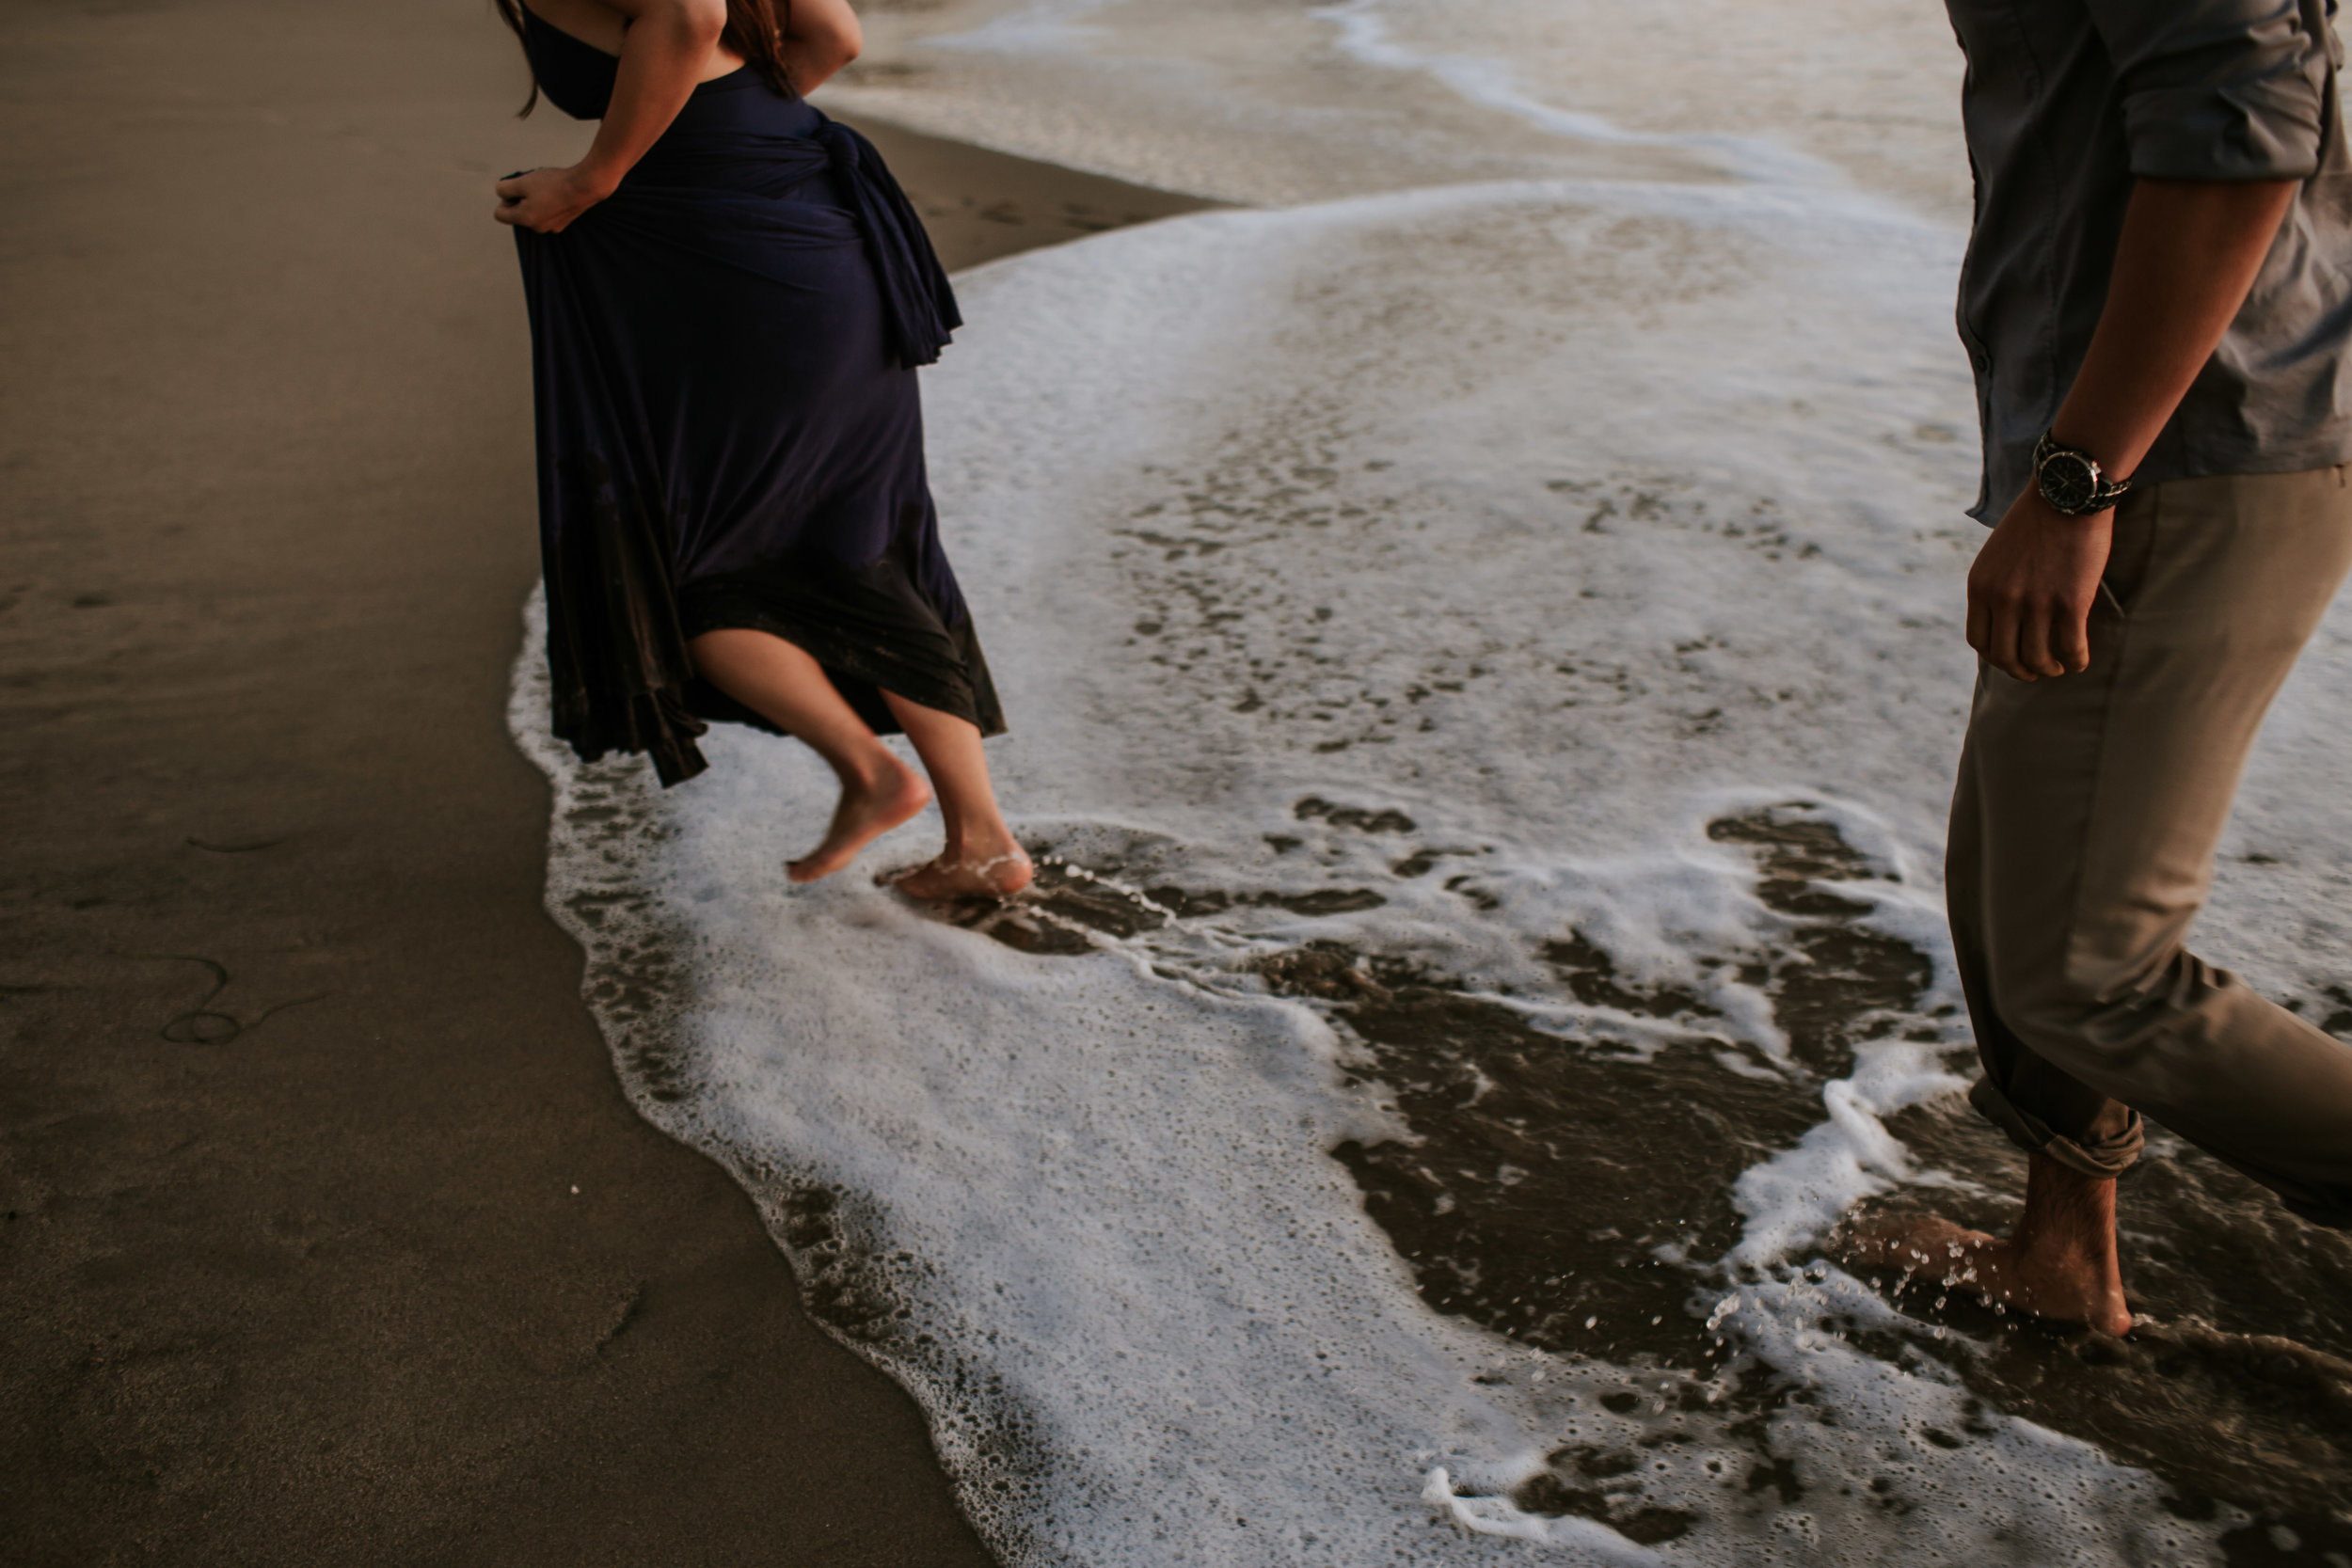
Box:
[494,0,1032,900]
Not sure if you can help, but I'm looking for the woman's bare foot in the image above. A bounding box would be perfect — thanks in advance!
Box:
[788,755,931,883]
[889,841,1035,902]
[1847,1213,2135,1337]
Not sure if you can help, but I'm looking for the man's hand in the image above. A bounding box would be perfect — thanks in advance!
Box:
[1956,179,2294,681]
[494,166,612,234]
[1965,485,2114,680]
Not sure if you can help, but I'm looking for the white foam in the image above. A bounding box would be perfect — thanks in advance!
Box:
[1312,0,1646,147]
[825,0,1970,217]
[509,167,2334,1559]
[1724,1041,1973,1271]
[1311,0,1835,187]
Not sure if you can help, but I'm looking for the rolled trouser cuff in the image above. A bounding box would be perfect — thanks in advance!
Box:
[1968,1074,2144,1179]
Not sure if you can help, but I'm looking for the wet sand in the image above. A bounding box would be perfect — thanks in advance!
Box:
[939,808,2352,1557]
[0,2,1209,1562]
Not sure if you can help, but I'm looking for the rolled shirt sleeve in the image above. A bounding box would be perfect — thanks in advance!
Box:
[2091,0,2331,179]
[1947,0,2352,520]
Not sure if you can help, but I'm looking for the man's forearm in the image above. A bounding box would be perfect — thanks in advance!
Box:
[1965,177,2299,682]
[2049,178,2297,480]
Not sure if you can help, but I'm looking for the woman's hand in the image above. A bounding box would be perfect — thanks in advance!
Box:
[494,165,614,234]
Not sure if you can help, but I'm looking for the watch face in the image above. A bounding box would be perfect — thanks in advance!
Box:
[2041,451,2099,514]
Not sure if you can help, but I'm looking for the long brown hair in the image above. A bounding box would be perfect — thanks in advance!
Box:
[491,0,795,115]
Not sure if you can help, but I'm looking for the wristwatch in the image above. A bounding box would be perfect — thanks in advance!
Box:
[2033,431,2130,515]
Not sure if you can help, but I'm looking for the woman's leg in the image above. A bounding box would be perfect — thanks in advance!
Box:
[880,691,1034,899]
[689,628,931,882]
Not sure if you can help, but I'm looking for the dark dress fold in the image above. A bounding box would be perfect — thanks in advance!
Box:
[512,10,1004,785]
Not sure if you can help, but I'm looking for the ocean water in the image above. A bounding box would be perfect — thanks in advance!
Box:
[830,0,1970,216]
[514,4,2352,1562]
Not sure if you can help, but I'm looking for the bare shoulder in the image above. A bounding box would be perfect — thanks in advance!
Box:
[787,0,864,47]
[596,0,731,24]
[782,0,863,71]
[519,0,629,54]
[521,0,743,79]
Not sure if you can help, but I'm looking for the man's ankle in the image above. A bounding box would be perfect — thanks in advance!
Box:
[2012,1153,2122,1273]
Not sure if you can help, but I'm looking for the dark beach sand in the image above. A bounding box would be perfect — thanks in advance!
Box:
[0,3,1211,1562]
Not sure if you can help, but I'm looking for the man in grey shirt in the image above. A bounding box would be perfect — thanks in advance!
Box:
[1861,0,2352,1333]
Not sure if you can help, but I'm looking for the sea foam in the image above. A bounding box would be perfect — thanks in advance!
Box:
[503,169,2346,1559]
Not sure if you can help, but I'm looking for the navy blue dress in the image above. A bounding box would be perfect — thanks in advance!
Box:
[513,11,1004,786]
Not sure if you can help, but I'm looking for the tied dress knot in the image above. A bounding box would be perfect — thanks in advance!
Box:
[814,115,962,372]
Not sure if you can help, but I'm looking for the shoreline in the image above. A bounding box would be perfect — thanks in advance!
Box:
[0,3,1212,1561]
[848,113,1231,272]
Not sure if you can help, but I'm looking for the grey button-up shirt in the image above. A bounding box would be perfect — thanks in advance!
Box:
[1946,0,2352,520]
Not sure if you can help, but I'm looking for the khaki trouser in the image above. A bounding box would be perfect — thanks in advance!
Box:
[1948,466,2352,1228]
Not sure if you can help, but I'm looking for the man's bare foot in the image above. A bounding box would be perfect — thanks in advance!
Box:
[889,842,1035,902]
[787,757,931,883]
[1847,1214,2134,1337]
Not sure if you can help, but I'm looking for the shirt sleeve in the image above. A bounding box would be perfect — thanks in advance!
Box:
[2088,0,2332,180]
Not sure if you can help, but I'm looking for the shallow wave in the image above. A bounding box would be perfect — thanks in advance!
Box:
[829,0,1971,218]
[515,176,2352,1560]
